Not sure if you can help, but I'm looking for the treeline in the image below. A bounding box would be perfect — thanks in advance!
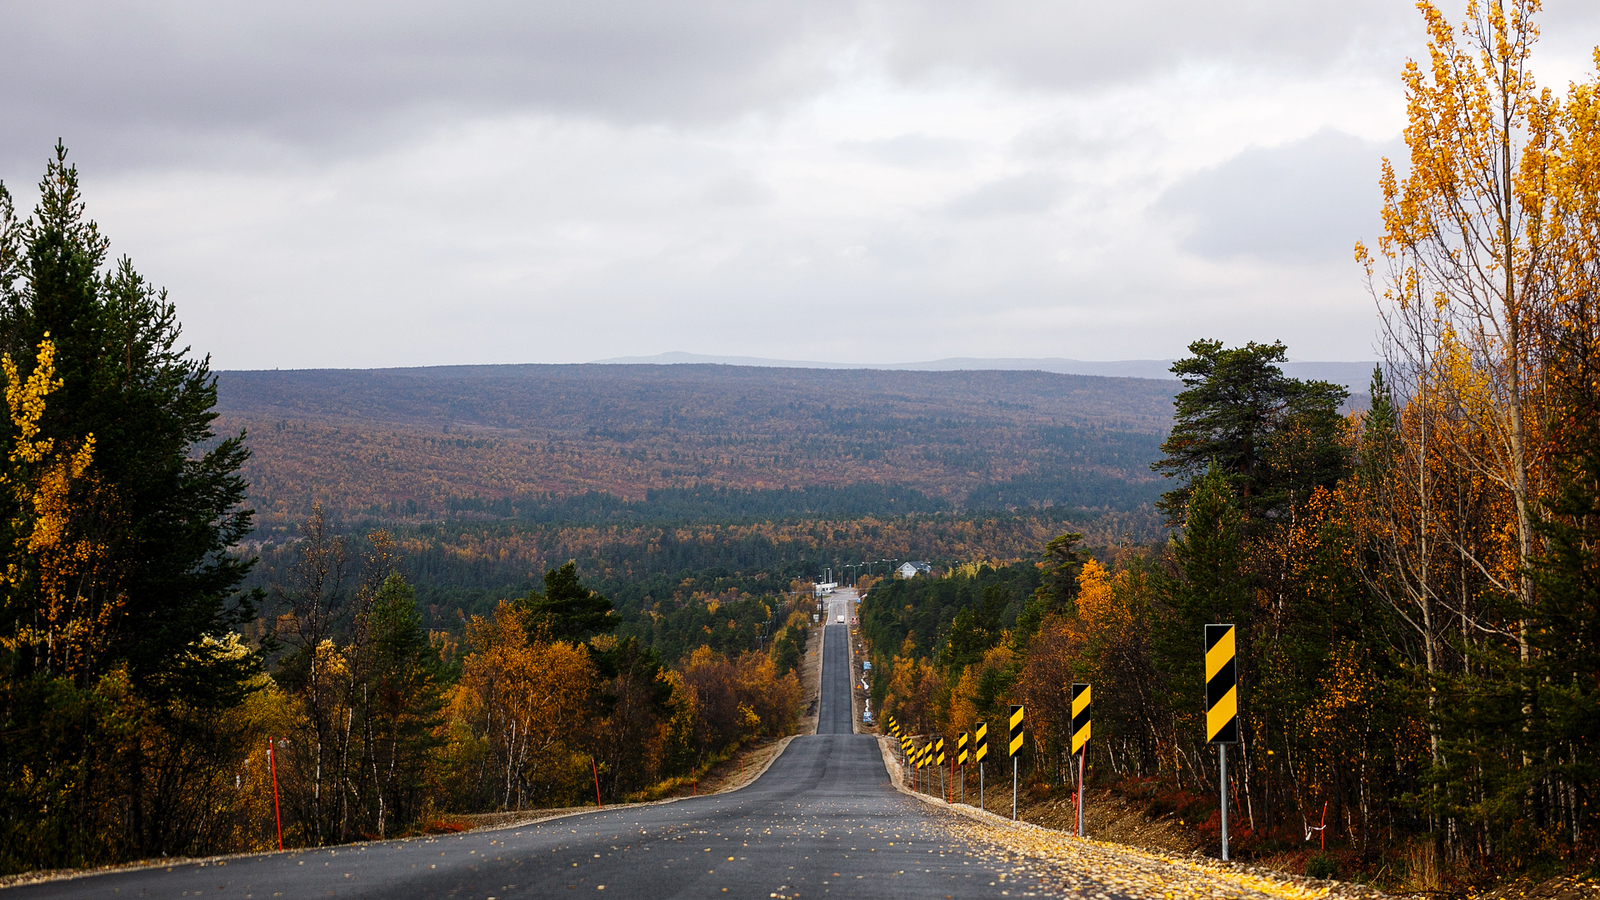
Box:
[0,149,810,874]
[219,364,1174,531]
[870,335,1599,886]
[872,8,1600,885]
[253,513,804,846]
[441,483,950,523]
[239,506,1163,633]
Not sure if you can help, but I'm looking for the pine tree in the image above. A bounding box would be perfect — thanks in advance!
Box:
[1154,339,1348,528]
[522,561,614,643]
[0,144,257,868]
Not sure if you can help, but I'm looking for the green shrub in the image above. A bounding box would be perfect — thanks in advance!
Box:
[1306,852,1339,880]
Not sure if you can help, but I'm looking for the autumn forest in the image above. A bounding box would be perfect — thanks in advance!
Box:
[0,0,1598,893]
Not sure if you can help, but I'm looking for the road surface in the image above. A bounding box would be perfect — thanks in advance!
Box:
[12,605,1041,899]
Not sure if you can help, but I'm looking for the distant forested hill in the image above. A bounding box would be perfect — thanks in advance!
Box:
[217,363,1178,531]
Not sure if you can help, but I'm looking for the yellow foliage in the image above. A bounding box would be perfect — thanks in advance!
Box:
[443,601,595,809]
[0,335,112,679]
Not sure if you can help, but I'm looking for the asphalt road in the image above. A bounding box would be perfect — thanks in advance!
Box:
[14,619,1034,900]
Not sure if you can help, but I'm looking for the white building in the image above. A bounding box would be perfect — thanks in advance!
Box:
[896,561,932,578]
[813,581,837,597]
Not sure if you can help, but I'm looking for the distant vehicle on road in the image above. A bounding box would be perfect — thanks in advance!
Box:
[837,614,845,623]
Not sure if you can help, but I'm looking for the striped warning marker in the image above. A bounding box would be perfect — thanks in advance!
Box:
[1071,683,1091,755]
[1205,623,1238,744]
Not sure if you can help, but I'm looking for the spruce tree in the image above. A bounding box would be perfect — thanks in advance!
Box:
[1154,339,1349,528]
[522,561,615,643]
[0,145,257,867]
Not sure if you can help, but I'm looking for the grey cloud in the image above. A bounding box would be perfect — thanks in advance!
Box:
[868,0,1423,91]
[8,0,1594,176]
[944,172,1061,218]
[840,133,970,168]
[703,173,773,207]
[0,0,859,171]
[1156,129,1400,263]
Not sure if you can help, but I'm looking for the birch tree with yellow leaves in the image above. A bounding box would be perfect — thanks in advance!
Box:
[1354,0,1600,860]
[1359,0,1559,686]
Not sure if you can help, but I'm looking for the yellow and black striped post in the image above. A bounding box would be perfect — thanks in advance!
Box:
[936,738,947,799]
[974,723,988,810]
[1071,683,1090,836]
[1205,623,1237,861]
[1008,704,1025,820]
[957,731,969,805]
[1206,625,1238,744]
[1071,684,1091,755]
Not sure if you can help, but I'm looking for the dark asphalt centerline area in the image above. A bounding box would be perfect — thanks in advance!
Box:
[11,623,1049,899]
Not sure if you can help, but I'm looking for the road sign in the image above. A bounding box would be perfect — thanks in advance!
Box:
[1007,704,1025,821]
[1205,622,1238,862]
[1071,683,1091,755]
[1205,624,1238,744]
[936,738,945,766]
[1070,682,1091,837]
[957,731,969,765]
[974,723,987,762]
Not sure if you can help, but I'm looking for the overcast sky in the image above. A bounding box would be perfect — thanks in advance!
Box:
[3,1,1597,370]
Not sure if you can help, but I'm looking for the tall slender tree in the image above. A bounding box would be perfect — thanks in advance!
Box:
[0,144,258,867]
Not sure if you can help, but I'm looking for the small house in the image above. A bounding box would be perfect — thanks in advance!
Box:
[896,561,932,578]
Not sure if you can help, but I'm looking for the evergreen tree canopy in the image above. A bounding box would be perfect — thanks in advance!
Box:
[0,144,256,705]
[522,561,614,643]
[0,144,257,869]
[1528,335,1600,817]
[1153,339,1349,527]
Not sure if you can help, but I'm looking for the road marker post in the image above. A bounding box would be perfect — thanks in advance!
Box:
[267,738,283,851]
[1206,623,1239,861]
[1008,704,1025,821]
[593,756,603,809]
[1071,683,1091,836]
[975,723,987,811]
[957,731,969,805]
[936,738,946,800]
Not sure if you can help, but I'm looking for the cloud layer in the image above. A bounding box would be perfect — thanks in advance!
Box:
[2,0,1596,369]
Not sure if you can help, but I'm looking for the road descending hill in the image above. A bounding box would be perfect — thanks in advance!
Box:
[12,615,1348,900]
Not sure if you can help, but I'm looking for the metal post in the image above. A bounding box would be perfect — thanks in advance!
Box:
[1077,750,1085,837]
[1219,744,1229,861]
[266,738,284,851]
[592,757,603,809]
[979,762,984,811]
[960,764,965,806]
[1012,756,1019,821]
